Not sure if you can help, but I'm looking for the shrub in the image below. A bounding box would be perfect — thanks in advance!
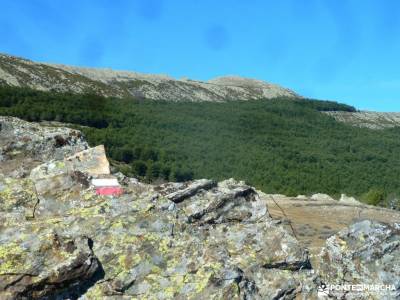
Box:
[362,189,385,206]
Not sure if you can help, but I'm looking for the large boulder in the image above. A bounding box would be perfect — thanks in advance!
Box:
[317,220,400,299]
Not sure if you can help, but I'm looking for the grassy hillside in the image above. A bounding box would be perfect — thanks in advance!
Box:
[0,86,399,208]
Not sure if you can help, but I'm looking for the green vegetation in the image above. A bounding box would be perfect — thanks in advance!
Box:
[294,98,356,112]
[362,189,386,206]
[0,86,399,208]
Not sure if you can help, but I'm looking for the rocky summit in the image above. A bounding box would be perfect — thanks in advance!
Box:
[0,53,298,102]
[1,117,399,299]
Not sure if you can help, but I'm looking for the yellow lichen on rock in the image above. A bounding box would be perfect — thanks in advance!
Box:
[0,242,27,273]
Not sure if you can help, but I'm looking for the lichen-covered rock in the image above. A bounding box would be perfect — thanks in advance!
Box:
[0,175,38,219]
[0,172,317,299]
[0,233,100,300]
[174,179,268,225]
[317,220,400,299]
[243,268,319,300]
[30,160,77,196]
[0,116,88,177]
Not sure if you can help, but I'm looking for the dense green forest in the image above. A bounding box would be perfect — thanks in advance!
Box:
[0,86,399,208]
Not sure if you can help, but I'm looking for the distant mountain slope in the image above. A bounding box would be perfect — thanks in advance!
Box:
[0,53,299,101]
[325,111,400,129]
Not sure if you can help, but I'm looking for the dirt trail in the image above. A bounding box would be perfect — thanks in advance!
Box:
[262,194,400,258]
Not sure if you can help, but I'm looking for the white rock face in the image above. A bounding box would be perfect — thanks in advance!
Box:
[324,111,400,129]
[0,53,299,102]
[311,193,335,202]
[339,193,361,205]
[0,66,20,86]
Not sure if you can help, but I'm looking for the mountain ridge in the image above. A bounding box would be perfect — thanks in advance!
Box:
[2,52,400,129]
[0,53,299,102]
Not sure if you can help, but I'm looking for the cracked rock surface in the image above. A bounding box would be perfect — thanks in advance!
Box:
[317,220,400,299]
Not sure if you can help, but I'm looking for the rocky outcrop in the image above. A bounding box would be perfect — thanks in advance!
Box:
[1,117,400,299]
[324,111,400,129]
[0,53,299,102]
[317,221,400,299]
[0,116,88,178]
[1,175,316,298]
[1,148,318,299]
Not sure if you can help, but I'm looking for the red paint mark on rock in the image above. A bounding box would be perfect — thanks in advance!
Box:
[95,186,123,196]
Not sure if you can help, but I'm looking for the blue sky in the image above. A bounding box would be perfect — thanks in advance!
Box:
[1,0,400,111]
